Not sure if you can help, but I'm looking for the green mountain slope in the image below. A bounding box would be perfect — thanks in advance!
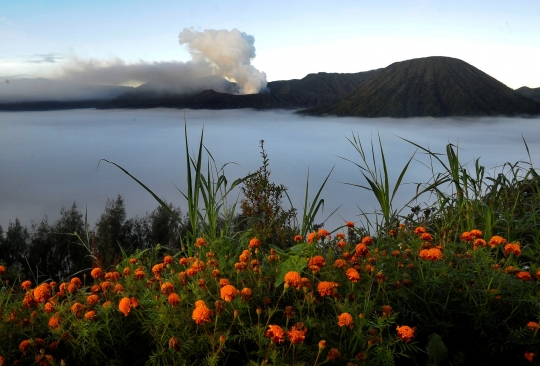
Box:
[302,57,540,117]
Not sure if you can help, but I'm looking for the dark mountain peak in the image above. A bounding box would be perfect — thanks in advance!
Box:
[303,56,540,117]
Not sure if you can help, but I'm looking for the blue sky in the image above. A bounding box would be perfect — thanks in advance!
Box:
[1,0,539,88]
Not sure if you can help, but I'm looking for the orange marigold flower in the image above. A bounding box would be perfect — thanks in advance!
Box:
[91,268,104,279]
[346,221,355,228]
[87,294,99,305]
[318,229,330,238]
[470,229,483,238]
[396,325,415,342]
[220,284,237,302]
[284,271,301,289]
[130,297,140,309]
[488,235,507,248]
[219,278,230,287]
[307,232,320,243]
[337,312,354,328]
[123,267,131,276]
[525,351,535,362]
[152,263,165,277]
[163,255,174,265]
[179,257,189,266]
[249,238,260,248]
[334,259,347,268]
[161,282,175,296]
[419,248,443,262]
[84,310,96,321]
[33,283,51,304]
[195,237,207,247]
[113,283,124,293]
[327,348,340,360]
[21,280,32,290]
[240,287,252,301]
[355,243,369,257]
[239,250,251,263]
[318,340,327,350]
[536,270,540,281]
[473,238,487,249]
[234,262,247,272]
[0,265,6,275]
[192,300,213,325]
[414,227,426,236]
[420,233,433,241]
[168,293,181,306]
[287,326,307,344]
[105,271,120,281]
[317,281,339,297]
[337,240,346,248]
[527,321,540,331]
[460,231,473,242]
[129,258,137,264]
[19,340,31,355]
[134,268,145,280]
[250,259,261,270]
[336,232,345,240]
[266,324,285,344]
[70,277,82,287]
[48,315,61,330]
[44,302,55,313]
[504,243,521,256]
[361,236,373,245]
[309,255,326,268]
[100,281,111,292]
[517,271,532,281]
[345,268,360,283]
[102,301,112,308]
[293,235,303,242]
[381,305,394,317]
[0,355,4,365]
[71,302,85,317]
[119,297,131,316]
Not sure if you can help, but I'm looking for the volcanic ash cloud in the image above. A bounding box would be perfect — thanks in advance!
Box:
[60,28,267,95]
[179,28,267,94]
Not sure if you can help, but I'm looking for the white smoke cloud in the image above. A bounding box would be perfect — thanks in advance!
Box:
[179,28,267,94]
[59,28,267,95]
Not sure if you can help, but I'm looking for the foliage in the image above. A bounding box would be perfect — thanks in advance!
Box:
[238,140,297,249]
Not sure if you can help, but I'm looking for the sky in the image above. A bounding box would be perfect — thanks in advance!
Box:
[1,0,540,89]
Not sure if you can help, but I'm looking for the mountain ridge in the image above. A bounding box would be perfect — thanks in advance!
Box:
[301,57,540,117]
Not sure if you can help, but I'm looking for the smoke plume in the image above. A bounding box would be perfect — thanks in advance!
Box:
[179,28,267,94]
[60,28,267,95]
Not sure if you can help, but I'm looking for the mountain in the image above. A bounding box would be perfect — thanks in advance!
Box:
[515,86,540,101]
[0,79,132,111]
[302,57,540,117]
[98,71,379,110]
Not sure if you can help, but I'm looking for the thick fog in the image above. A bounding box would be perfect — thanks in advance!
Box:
[1,109,539,232]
